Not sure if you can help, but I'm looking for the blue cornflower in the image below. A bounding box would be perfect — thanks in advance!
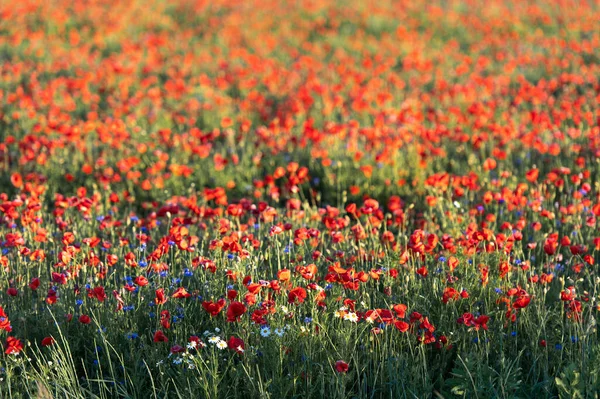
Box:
[304,317,312,324]
[138,260,148,268]
[439,256,446,262]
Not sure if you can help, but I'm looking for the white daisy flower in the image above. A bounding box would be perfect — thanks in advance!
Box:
[208,336,221,344]
[275,328,285,337]
[216,340,228,350]
[344,312,358,322]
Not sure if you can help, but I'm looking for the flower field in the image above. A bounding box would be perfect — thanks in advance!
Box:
[1,0,600,397]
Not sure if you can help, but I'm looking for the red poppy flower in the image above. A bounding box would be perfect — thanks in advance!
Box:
[153,330,168,343]
[394,320,410,332]
[227,289,238,300]
[278,269,291,281]
[88,286,107,302]
[227,336,245,354]
[160,310,171,329]
[29,277,40,291]
[288,287,307,304]
[447,256,459,271]
[155,288,168,305]
[134,276,149,286]
[5,337,23,355]
[473,315,489,331]
[0,306,12,332]
[513,295,532,309]
[41,337,55,347]
[226,301,247,322]
[172,287,191,298]
[335,360,349,373]
[442,287,459,304]
[79,314,91,324]
[202,299,226,316]
[409,312,422,323]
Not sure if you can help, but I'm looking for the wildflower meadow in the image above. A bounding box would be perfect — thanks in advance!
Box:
[0,0,599,397]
